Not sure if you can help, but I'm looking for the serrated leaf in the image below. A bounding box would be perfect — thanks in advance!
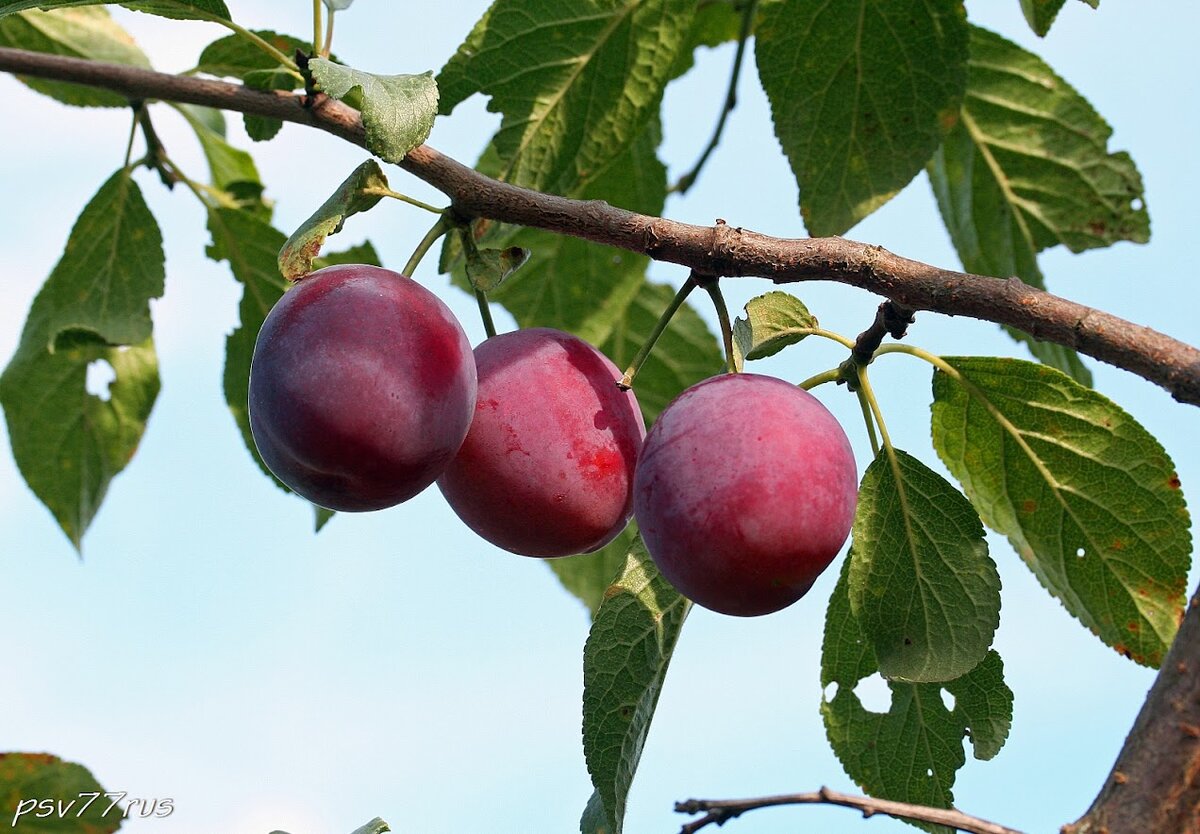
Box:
[0,752,124,832]
[176,103,269,216]
[242,69,297,141]
[549,524,638,618]
[928,27,1145,383]
[599,281,723,424]
[0,7,150,107]
[438,0,694,196]
[195,29,308,80]
[579,790,609,834]
[821,562,1014,831]
[930,356,1191,667]
[309,58,437,164]
[849,449,999,683]
[755,0,968,236]
[0,0,225,17]
[0,170,163,548]
[583,538,691,834]
[447,116,669,347]
[731,290,817,371]
[278,160,387,279]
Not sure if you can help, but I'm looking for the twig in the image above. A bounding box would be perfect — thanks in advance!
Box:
[851,301,916,365]
[675,786,1026,834]
[0,48,1196,404]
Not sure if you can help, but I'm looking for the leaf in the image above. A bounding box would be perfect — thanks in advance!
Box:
[278,159,387,279]
[0,752,124,832]
[0,7,150,107]
[447,115,669,347]
[0,170,163,548]
[1019,0,1097,36]
[668,0,745,80]
[464,244,529,293]
[930,356,1191,667]
[755,0,968,236]
[599,281,723,424]
[821,561,1014,831]
[582,538,691,834]
[242,68,297,141]
[849,449,999,683]
[549,524,638,618]
[176,103,269,216]
[731,290,817,371]
[323,0,354,10]
[438,0,694,195]
[928,27,1146,383]
[309,58,437,164]
[0,0,228,18]
[347,818,388,834]
[195,29,308,80]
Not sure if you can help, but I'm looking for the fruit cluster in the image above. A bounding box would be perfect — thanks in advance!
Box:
[249,264,858,615]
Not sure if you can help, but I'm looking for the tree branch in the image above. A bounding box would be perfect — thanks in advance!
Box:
[674,786,1025,834]
[1,46,1197,405]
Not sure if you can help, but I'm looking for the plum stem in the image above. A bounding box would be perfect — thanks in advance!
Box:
[358,186,443,214]
[475,289,498,339]
[322,8,336,58]
[619,273,699,389]
[797,368,840,390]
[699,277,737,374]
[312,0,323,59]
[856,386,881,457]
[403,214,450,278]
[855,365,894,460]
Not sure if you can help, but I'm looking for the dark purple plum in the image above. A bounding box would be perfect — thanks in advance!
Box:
[248,264,477,512]
[634,373,857,616]
[437,328,646,557]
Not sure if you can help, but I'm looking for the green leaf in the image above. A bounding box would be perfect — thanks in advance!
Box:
[549,524,638,618]
[579,790,609,834]
[821,562,1014,830]
[598,281,723,424]
[0,752,124,832]
[176,103,269,216]
[308,58,437,164]
[849,449,999,683]
[668,0,745,80]
[928,27,1146,383]
[242,69,297,141]
[0,0,230,20]
[930,356,1191,667]
[206,207,288,490]
[464,244,529,293]
[755,0,968,235]
[447,116,669,347]
[582,538,691,834]
[731,290,817,371]
[1019,0,1097,36]
[196,29,308,79]
[0,7,150,107]
[278,159,387,279]
[0,170,163,548]
[347,819,388,834]
[438,0,694,195]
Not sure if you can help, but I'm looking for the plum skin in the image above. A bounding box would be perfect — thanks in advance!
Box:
[633,373,857,616]
[437,328,646,557]
[248,264,477,512]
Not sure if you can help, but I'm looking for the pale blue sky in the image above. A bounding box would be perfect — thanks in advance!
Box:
[2,3,1197,833]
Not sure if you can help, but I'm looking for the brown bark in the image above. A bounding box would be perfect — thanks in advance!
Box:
[1,46,1198,405]
[1062,590,1200,834]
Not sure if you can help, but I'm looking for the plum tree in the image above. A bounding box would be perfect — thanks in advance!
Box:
[633,373,858,616]
[437,327,645,557]
[248,264,477,512]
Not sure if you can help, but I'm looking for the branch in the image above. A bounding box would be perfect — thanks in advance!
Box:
[1,47,1197,405]
[674,786,1025,834]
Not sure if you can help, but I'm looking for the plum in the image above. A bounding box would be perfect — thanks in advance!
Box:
[633,373,857,616]
[248,264,477,512]
[437,328,646,557]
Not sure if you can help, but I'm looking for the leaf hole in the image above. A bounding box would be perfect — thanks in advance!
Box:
[823,682,838,702]
[86,359,116,402]
[1076,547,1087,558]
[941,690,956,711]
[1132,197,1144,211]
[926,768,934,778]
[852,674,891,713]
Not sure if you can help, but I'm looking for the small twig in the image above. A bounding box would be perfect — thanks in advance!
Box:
[851,300,916,365]
[675,786,1026,834]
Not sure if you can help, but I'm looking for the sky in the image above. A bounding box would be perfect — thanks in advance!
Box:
[2,2,1198,833]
